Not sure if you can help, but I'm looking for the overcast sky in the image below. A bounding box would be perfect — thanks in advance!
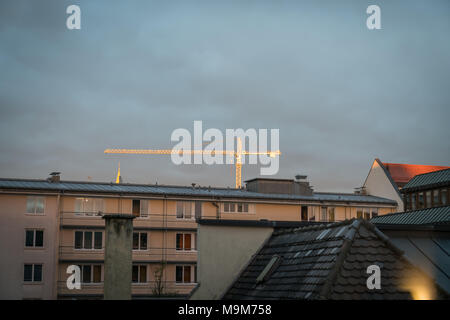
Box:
[0,0,449,192]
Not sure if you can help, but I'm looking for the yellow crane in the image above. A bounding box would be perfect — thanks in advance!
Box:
[104,138,281,189]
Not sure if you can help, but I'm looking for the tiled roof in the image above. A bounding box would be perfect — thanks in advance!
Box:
[0,178,397,205]
[223,219,443,300]
[371,206,450,226]
[382,162,449,187]
[401,168,450,192]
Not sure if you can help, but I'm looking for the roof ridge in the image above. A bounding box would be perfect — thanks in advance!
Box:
[272,219,353,236]
[317,219,361,299]
[372,205,450,219]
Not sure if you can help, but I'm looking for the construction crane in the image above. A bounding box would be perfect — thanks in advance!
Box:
[104,138,281,189]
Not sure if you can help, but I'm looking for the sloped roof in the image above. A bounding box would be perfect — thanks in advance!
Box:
[382,162,449,188]
[223,219,445,300]
[0,178,397,205]
[371,206,450,226]
[401,168,450,192]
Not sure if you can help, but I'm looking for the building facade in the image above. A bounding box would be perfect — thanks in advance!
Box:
[0,175,397,299]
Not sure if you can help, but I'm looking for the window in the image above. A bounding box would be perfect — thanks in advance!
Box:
[364,208,370,220]
[133,232,148,250]
[176,233,193,251]
[223,202,249,213]
[301,206,308,221]
[75,198,104,216]
[411,193,416,210]
[132,199,149,218]
[74,231,102,250]
[176,265,191,283]
[356,209,363,219]
[26,196,44,214]
[418,192,424,209]
[442,189,448,205]
[328,207,335,222]
[321,207,327,221]
[177,201,192,219]
[426,191,432,208]
[309,207,316,221]
[78,265,102,283]
[132,265,147,283]
[433,190,440,206]
[24,264,42,282]
[25,230,44,248]
[371,208,378,218]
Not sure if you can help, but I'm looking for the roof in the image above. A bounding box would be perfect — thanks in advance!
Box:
[223,219,446,300]
[0,178,397,205]
[383,233,450,294]
[371,206,450,226]
[401,168,450,192]
[382,162,450,188]
[197,219,325,228]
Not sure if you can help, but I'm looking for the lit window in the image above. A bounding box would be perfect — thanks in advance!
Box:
[75,198,104,216]
[26,197,44,214]
[176,201,192,219]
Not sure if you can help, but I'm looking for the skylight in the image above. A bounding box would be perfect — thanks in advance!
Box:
[256,255,281,284]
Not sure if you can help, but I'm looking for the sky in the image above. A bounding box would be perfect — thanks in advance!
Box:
[0,0,449,192]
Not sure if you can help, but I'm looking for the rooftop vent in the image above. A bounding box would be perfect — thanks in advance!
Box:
[256,254,282,284]
[48,172,60,183]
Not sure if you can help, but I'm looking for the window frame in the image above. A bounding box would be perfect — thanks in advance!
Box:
[176,201,194,220]
[24,229,44,248]
[26,196,45,215]
[222,202,250,214]
[133,232,148,251]
[132,264,147,284]
[176,233,194,251]
[78,264,102,284]
[74,197,105,216]
[74,230,103,250]
[175,265,193,284]
[23,263,43,283]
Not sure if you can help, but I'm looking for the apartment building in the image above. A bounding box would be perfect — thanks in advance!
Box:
[0,174,397,299]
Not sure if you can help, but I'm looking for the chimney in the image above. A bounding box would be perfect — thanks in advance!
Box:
[48,172,61,183]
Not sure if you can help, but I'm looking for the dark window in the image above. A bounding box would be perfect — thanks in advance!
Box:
[224,203,229,212]
[418,192,424,209]
[132,265,139,283]
[371,208,378,218]
[133,233,139,250]
[140,233,147,250]
[442,189,448,205]
[24,264,33,282]
[356,210,363,219]
[433,190,440,206]
[176,234,183,250]
[328,208,335,222]
[74,231,83,249]
[33,265,42,282]
[82,265,91,283]
[132,200,140,217]
[25,230,34,247]
[426,191,432,208]
[84,232,92,249]
[237,203,243,212]
[301,206,308,221]
[176,266,183,283]
[243,203,249,212]
[35,230,43,247]
[94,232,102,249]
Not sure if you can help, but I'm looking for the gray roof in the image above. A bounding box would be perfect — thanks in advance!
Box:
[402,168,450,192]
[371,206,450,226]
[223,219,447,299]
[0,178,397,205]
[387,235,450,294]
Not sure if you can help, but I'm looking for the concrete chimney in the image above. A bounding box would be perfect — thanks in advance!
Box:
[103,214,135,300]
